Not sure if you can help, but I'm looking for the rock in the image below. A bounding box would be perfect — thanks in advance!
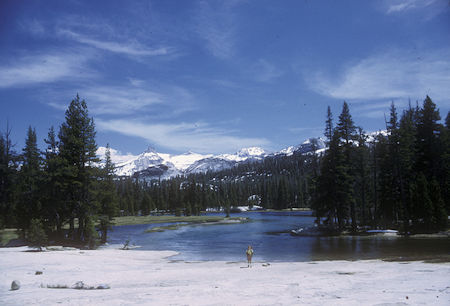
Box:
[35,271,43,275]
[45,281,111,290]
[11,280,20,290]
[96,284,110,289]
[71,281,97,290]
[46,284,68,289]
[71,281,86,289]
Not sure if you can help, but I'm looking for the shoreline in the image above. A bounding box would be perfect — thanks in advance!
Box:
[1,247,449,305]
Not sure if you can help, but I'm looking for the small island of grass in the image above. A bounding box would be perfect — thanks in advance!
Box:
[143,216,248,233]
[111,215,249,233]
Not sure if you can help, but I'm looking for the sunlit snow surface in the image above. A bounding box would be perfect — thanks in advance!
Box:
[1,247,449,305]
[96,137,327,179]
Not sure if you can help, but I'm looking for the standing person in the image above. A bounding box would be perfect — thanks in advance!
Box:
[246,245,254,267]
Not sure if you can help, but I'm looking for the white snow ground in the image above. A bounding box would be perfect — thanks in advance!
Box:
[1,247,449,305]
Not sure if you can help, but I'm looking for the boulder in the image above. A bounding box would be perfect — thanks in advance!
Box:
[72,281,89,289]
[11,280,20,290]
[96,284,110,289]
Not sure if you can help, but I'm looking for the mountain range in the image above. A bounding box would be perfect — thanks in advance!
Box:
[97,138,327,180]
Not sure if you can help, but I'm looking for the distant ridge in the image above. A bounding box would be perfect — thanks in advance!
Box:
[97,137,327,180]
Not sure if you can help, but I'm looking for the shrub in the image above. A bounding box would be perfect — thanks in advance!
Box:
[27,219,48,251]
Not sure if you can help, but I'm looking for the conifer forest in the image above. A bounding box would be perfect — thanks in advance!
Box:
[1,95,449,246]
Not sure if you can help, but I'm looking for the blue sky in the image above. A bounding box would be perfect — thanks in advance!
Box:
[1,0,449,156]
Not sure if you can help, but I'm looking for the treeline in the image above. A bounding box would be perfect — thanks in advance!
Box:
[312,96,449,233]
[1,94,448,244]
[114,150,320,216]
[0,95,118,246]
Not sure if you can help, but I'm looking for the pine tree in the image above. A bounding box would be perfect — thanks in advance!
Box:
[96,144,119,243]
[336,102,357,231]
[397,106,417,232]
[43,126,65,237]
[324,106,333,145]
[17,126,42,231]
[428,179,447,231]
[442,111,450,211]
[355,127,370,226]
[0,122,19,228]
[410,173,434,232]
[27,218,48,251]
[58,95,99,242]
[416,96,441,179]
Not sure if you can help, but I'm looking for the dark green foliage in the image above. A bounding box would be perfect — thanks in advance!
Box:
[97,144,119,218]
[97,215,112,244]
[84,216,98,249]
[27,218,47,251]
[17,126,42,231]
[336,102,358,231]
[313,97,448,233]
[58,95,99,241]
[410,173,434,231]
[0,122,19,228]
[416,96,441,178]
[428,179,447,231]
[1,95,448,241]
[42,126,65,238]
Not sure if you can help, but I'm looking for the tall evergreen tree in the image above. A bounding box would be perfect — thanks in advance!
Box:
[0,122,19,228]
[355,127,370,226]
[58,95,99,241]
[97,144,119,243]
[442,111,450,211]
[415,96,442,179]
[336,102,357,231]
[43,126,65,237]
[324,106,333,145]
[17,126,42,231]
[397,106,417,232]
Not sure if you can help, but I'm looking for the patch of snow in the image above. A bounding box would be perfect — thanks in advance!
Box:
[159,152,212,171]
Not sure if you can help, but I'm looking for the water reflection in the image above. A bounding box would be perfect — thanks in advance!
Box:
[107,212,450,262]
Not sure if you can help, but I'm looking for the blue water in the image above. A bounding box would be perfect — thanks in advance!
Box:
[107,211,450,262]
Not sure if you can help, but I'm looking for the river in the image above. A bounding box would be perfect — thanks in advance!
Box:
[107,211,450,262]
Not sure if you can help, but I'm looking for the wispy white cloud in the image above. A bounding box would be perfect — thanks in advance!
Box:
[307,49,450,106]
[128,78,146,87]
[58,29,171,57]
[96,118,270,154]
[195,1,242,59]
[45,82,196,118]
[383,0,447,19]
[0,52,94,88]
[253,59,283,83]
[81,86,163,115]
[350,100,413,119]
[19,19,46,36]
[96,146,138,164]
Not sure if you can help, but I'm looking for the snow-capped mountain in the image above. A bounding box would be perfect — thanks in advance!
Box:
[113,148,210,179]
[279,138,326,156]
[113,146,174,177]
[97,138,325,180]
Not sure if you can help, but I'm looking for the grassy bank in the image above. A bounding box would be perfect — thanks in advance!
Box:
[111,215,245,226]
[0,228,19,246]
[144,217,248,233]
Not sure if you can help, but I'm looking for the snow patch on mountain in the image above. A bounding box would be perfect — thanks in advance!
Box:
[159,151,213,171]
[279,138,326,156]
[96,138,327,179]
[218,147,268,162]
